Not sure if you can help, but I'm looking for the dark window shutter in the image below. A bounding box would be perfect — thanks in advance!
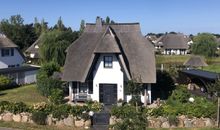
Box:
[1,49,4,57]
[72,82,77,93]
[88,81,93,94]
[11,48,14,56]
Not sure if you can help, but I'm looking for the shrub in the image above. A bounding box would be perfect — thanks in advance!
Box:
[86,100,103,112]
[51,104,71,119]
[37,77,62,97]
[0,75,13,90]
[168,115,178,126]
[48,88,64,104]
[110,105,147,130]
[0,101,29,114]
[32,111,47,125]
[36,62,62,97]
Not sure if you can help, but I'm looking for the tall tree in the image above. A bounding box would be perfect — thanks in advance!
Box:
[0,15,37,50]
[54,17,65,31]
[192,33,217,57]
[79,20,85,35]
[105,16,110,24]
[40,29,78,66]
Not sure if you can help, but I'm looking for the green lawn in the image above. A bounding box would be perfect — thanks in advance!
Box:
[156,55,220,65]
[148,128,220,130]
[202,64,220,73]
[0,121,83,130]
[0,84,48,105]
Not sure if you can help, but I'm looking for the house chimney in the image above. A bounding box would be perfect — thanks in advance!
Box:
[96,16,102,31]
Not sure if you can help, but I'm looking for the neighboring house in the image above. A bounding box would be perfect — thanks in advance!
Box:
[25,35,41,63]
[0,34,24,68]
[62,18,156,105]
[183,56,208,68]
[0,33,39,85]
[156,33,188,55]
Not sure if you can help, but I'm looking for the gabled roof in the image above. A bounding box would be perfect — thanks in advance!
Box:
[94,27,121,53]
[0,34,18,48]
[157,33,188,49]
[183,56,208,67]
[62,18,156,83]
[25,35,42,58]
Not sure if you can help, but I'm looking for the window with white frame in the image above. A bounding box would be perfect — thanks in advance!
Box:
[104,56,113,68]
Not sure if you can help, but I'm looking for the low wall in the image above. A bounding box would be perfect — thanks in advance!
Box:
[110,115,216,128]
[0,112,91,129]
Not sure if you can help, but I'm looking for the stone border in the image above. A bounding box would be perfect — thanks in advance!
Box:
[0,112,91,129]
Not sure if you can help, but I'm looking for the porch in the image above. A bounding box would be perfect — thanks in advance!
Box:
[68,81,152,105]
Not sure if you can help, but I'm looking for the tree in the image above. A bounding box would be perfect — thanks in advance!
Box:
[79,19,85,35]
[0,15,37,50]
[192,33,217,57]
[53,17,65,31]
[105,16,110,24]
[127,78,143,109]
[39,29,78,66]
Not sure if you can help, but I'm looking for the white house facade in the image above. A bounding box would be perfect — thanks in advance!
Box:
[0,48,24,68]
[0,34,39,85]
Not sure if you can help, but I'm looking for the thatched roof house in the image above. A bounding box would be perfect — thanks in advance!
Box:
[62,17,156,105]
[183,56,208,67]
[156,33,188,55]
[25,35,42,59]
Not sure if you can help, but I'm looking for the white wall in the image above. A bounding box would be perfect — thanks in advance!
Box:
[24,70,38,84]
[0,48,24,68]
[92,54,124,102]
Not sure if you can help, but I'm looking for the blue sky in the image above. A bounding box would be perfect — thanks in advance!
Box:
[0,0,220,35]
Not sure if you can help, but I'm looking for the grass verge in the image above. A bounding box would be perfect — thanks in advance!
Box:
[0,84,48,105]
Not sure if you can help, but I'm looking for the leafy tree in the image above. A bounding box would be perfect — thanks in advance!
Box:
[105,16,110,24]
[40,30,77,66]
[79,19,85,35]
[36,62,62,97]
[127,78,143,108]
[192,33,218,57]
[53,17,65,31]
[0,15,37,50]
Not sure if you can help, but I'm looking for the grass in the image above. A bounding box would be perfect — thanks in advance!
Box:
[0,121,83,130]
[156,55,190,64]
[0,121,219,130]
[0,84,48,105]
[202,64,220,73]
[148,128,220,130]
[156,55,220,65]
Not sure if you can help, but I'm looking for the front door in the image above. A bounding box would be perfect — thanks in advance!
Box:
[99,84,117,105]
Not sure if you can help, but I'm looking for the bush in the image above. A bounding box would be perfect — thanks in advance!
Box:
[48,88,64,104]
[86,100,103,112]
[36,62,62,97]
[0,101,29,114]
[0,75,13,90]
[110,105,147,130]
[168,115,178,126]
[32,111,47,125]
[37,77,63,97]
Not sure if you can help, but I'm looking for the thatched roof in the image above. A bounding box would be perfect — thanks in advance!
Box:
[62,18,156,83]
[183,56,208,67]
[156,33,188,49]
[0,34,18,48]
[25,35,42,58]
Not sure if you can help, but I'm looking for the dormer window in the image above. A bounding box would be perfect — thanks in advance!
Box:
[1,48,14,57]
[104,56,113,68]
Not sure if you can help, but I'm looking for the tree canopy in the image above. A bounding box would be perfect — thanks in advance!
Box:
[191,33,218,57]
[39,29,78,66]
[0,15,37,50]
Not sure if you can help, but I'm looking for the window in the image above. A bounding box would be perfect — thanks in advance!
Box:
[1,48,14,57]
[1,49,10,57]
[11,48,14,56]
[104,56,113,68]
